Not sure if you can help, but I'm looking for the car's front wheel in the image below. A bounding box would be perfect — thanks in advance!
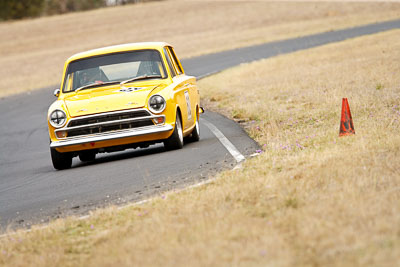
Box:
[164,113,184,150]
[50,148,72,170]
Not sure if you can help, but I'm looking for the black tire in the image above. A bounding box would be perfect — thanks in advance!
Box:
[164,113,184,150]
[50,148,72,170]
[190,117,200,142]
[79,150,96,162]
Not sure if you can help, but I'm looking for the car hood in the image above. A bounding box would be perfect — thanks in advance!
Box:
[64,84,159,117]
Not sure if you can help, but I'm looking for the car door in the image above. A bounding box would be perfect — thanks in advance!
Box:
[164,46,195,131]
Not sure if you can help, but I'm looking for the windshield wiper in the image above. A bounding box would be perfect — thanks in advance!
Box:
[120,74,162,86]
[74,75,162,93]
[75,81,120,93]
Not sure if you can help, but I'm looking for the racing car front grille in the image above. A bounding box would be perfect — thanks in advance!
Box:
[56,109,164,139]
[68,110,150,127]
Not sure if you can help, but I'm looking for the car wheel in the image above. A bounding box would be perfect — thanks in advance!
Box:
[50,148,72,170]
[190,117,200,142]
[79,150,96,162]
[164,113,184,150]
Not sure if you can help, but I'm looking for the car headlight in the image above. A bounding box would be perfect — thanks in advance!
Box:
[49,109,67,128]
[148,95,166,113]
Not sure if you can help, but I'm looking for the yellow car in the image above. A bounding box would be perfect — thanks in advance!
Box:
[48,42,202,170]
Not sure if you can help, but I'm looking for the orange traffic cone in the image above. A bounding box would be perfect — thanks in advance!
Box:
[339,98,355,136]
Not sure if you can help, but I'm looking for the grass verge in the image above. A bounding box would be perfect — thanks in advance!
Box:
[1,28,399,266]
[0,0,399,97]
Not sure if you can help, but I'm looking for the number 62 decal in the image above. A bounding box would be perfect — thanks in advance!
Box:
[184,90,192,121]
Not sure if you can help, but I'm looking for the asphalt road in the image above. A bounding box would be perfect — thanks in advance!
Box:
[1,19,399,229]
[183,19,400,78]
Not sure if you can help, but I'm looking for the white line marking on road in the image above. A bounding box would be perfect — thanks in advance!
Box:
[201,119,245,163]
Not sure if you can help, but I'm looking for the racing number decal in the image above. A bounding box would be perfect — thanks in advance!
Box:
[184,90,192,121]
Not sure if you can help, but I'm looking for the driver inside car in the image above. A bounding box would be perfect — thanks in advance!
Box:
[78,68,104,87]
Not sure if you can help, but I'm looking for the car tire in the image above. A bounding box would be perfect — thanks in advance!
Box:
[79,151,96,162]
[51,148,72,170]
[190,117,200,142]
[164,113,184,150]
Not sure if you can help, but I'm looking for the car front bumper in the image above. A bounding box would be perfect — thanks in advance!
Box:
[50,124,173,149]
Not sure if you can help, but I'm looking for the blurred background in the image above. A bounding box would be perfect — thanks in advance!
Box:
[0,0,398,97]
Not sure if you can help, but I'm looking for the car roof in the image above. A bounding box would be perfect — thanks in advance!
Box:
[66,42,171,63]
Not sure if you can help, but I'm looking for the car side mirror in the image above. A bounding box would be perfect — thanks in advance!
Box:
[54,89,60,97]
[199,107,205,114]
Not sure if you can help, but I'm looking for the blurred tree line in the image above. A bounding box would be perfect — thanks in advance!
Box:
[0,0,152,21]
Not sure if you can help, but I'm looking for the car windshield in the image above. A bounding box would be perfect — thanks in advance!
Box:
[62,49,167,93]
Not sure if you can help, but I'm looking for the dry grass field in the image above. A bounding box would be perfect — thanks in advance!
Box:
[0,0,399,97]
[1,27,399,266]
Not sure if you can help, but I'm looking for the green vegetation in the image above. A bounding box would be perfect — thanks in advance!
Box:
[0,0,154,21]
[45,0,106,15]
[0,0,45,20]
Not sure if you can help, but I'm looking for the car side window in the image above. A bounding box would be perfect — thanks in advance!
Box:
[167,47,183,75]
[164,47,176,77]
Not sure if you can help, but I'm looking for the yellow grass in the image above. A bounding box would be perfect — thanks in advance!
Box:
[1,28,400,266]
[0,0,399,97]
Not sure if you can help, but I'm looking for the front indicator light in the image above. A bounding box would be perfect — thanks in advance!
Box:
[56,131,67,139]
[153,117,165,125]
